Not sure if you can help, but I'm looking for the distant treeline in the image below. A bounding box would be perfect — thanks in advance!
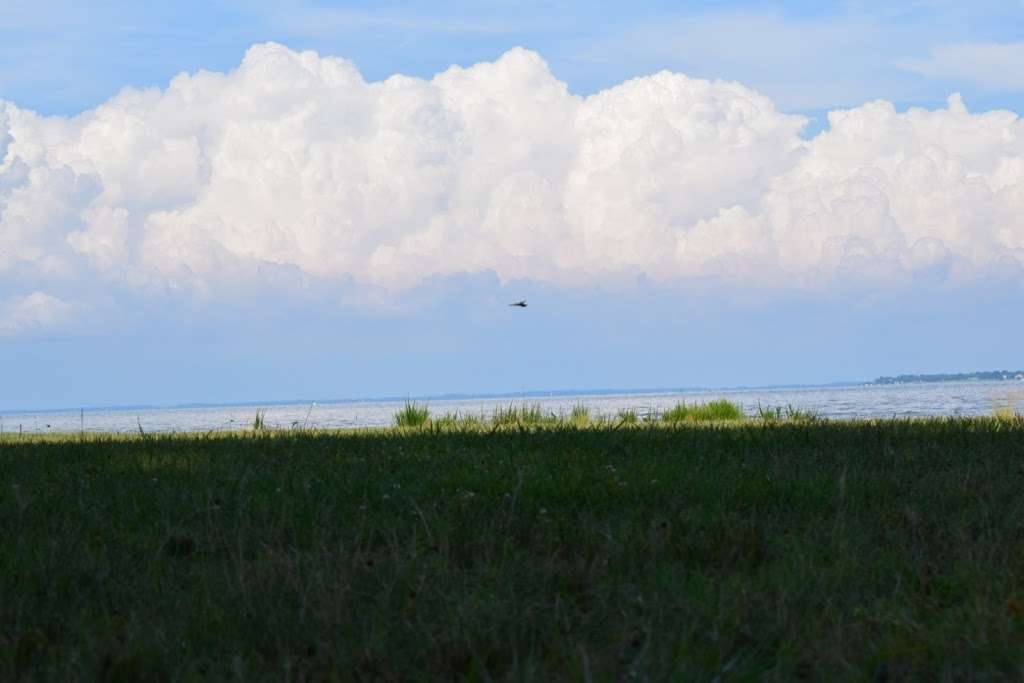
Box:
[873,370,1024,385]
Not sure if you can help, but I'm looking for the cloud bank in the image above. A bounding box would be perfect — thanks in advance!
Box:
[2,43,1024,334]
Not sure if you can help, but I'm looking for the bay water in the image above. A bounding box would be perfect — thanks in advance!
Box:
[4,379,1023,435]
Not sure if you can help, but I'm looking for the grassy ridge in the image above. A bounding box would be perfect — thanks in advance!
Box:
[2,418,1024,679]
[393,398,751,430]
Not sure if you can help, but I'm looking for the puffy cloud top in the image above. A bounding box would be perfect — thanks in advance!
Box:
[2,43,1024,333]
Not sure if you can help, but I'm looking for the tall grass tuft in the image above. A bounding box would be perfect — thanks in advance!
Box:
[434,412,485,430]
[252,409,267,432]
[394,401,430,428]
[757,403,821,424]
[783,405,820,423]
[434,412,459,429]
[994,406,1019,421]
[616,408,639,425]
[492,403,546,427]
[663,399,744,423]
[569,403,591,426]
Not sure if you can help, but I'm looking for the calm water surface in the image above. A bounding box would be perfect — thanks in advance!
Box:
[4,380,1024,435]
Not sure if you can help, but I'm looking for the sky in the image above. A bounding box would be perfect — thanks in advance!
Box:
[2,1,1024,410]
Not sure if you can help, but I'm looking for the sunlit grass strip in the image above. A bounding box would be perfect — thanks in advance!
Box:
[491,403,549,427]
[569,403,591,426]
[616,408,639,425]
[1,399,820,441]
[394,400,430,428]
[661,398,744,423]
[433,412,485,430]
[756,403,821,423]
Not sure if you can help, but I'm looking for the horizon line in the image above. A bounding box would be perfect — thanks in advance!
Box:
[2,380,868,416]
[7,370,1022,415]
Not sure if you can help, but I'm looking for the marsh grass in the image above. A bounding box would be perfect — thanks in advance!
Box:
[662,398,744,423]
[394,400,430,428]
[616,408,639,425]
[4,417,1024,679]
[433,411,485,430]
[757,403,822,424]
[432,412,458,428]
[991,388,1024,420]
[569,403,591,426]
[491,402,549,427]
[995,406,1020,420]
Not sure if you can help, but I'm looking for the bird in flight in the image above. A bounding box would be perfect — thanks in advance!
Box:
[509,300,527,308]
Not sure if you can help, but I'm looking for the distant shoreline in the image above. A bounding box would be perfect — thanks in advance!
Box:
[871,371,1024,385]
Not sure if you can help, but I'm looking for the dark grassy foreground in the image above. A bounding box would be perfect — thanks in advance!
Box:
[3,418,1024,681]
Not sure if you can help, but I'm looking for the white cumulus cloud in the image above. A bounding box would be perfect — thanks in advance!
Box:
[1,42,1023,335]
[0,291,73,336]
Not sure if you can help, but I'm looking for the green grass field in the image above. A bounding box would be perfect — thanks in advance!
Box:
[2,413,1024,680]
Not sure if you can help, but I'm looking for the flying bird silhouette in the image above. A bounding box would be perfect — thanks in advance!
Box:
[509,300,527,308]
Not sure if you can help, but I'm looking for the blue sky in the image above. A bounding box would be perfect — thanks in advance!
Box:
[4,1,1024,117]
[2,1,1024,410]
